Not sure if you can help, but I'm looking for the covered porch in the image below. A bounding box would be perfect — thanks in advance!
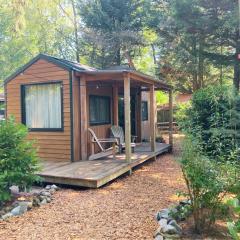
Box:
[72,68,173,162]
[39,68,173,187]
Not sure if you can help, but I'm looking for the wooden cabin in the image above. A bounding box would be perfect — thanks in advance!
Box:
[4,54,173,187]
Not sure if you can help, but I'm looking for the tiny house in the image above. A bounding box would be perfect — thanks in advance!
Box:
[4,54,173,187]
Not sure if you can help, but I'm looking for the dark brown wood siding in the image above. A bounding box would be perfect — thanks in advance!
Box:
[86,86,113,155]
[6,59,71,162]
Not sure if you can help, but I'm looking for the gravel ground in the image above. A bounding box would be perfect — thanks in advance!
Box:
[0,142,186,240]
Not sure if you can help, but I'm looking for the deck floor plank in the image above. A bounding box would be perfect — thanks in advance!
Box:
[39,143,170,188]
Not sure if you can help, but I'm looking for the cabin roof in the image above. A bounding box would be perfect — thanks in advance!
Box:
[4,53,97,84]
[4,53,172,90]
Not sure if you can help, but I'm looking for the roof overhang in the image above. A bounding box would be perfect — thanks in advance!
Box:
[4,53,172,91]
[75,70,172,91]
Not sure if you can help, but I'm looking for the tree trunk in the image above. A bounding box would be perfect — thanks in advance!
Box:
[234,44,240,92]
[71,0,80,63]
[151,44,157,64]
[198,38,204,88]
[115,48,121,65]
[123,47,135,69]
[220,44,223,86]
[192,37,198,91]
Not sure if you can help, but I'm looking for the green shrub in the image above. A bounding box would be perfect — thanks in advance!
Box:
[227,198,240,240]
[177,85,240,163]
[179,136,240,233]
[0,118,40,202]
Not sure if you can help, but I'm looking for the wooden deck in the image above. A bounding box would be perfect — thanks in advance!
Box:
[39,143,171,188]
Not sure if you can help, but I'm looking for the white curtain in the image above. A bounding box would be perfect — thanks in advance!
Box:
[25,83,62,129]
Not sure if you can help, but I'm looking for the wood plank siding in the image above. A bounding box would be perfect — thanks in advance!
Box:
[86,85,113,155]
[141,91,151,141]
[6,59,72,162]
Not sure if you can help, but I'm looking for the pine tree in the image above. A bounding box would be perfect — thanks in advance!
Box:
[79,0,148,68]
[150,0,240,92]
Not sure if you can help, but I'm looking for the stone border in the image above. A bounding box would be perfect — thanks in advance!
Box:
[154,200,192,239]
[0,184,60,221]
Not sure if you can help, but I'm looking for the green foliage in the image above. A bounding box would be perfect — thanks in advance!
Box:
[79,0,149,67]
[227,198,240,240]
[178,85,240,163]
[178,86,240,233]
[175,102,190,125]
[0,118,41,202]
[149,0,237,92]
[0,103,4,111]
[0,0,238,89]
[156,91,168,105]
[180,136,239,233]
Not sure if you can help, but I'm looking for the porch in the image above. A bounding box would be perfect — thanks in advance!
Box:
[38,68,173,187]
[39,142,171,188]
[72,69,173,162]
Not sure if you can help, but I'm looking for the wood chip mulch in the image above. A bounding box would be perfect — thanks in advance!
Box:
[0,142,186,240]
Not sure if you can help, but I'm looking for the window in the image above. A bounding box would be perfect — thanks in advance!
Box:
[89,95,111,125]
[141,101,148,121]
[22,82,63,131]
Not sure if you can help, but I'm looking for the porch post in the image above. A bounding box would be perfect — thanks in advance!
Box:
[72,72,81,161]
[136,88,142,142]
[124,73,131,163]
[150,84,156,152]
[80,75,88,160]
[169,88,173,147]
[113,84,119,126]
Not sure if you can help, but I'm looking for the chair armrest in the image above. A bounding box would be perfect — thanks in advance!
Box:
[94,138,118,143]
[114,137,121,145]
[131,135,138,143]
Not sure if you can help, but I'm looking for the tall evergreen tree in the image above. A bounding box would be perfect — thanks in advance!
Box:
[150,0,240,92]
[79,0,148,68]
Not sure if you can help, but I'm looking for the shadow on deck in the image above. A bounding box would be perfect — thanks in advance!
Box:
[39,143,171,188]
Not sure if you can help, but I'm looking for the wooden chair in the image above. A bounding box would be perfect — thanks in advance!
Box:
[88,128,118,160]
[110,125,136,153]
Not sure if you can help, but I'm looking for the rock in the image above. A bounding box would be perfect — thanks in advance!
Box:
[169,207,178,216]
[158,218,168,229]
[51,184,59,191]
[4,206,12,212]
[9,185,19,194]
[162,233,181,239]
[45,185,51,190]
[155,219,167,237]
[168,220,182,233]
[2,212,13,220]
[154,234,164,240]
[49,188,56,194]
[154,226,162,237]
[0,210,5,216]
[39,195,46,201]
[19,201,32,210]
[40,199,47,205]
[180,199,191,206]
[40,191,51,197]
[11,206,21,216]
[11,204,28,216]
[46,197,51,203]
[156,209,170,220]
[162,224,180,235]
[33,197,41,207]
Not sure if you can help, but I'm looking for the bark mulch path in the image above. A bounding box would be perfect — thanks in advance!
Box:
[0,145,186,240]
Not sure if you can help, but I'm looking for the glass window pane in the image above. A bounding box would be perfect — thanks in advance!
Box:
[24,83,62,129]
[89,95,110,125]
[141,101,148,121]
